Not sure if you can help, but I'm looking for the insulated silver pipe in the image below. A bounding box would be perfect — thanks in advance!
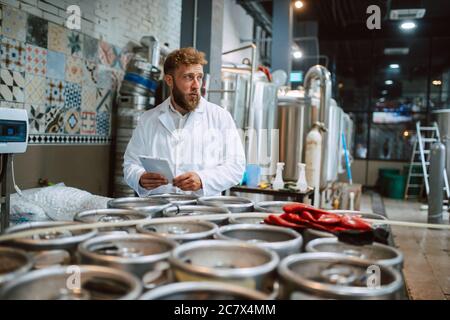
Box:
[304,65,332,190]
[428,142,446,223]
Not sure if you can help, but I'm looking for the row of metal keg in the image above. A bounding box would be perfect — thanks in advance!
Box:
[114,55,161,197]
[0,195,405,300]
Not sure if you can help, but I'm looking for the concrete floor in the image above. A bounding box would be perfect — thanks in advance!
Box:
[361,193,450,300]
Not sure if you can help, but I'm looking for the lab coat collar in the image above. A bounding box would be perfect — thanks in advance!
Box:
[158,96,206,134]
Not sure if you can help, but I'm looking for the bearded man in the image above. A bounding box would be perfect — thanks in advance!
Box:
[123,47,246,196]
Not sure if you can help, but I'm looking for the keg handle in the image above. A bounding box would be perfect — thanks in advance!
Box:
[342,249,366,260]
[320,264,358,285]
[167,225,190,235]
[142,261,172,290]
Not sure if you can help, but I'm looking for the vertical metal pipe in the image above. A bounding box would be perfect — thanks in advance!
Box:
[304,65,332,189]
[193,0,198,48]
[428,142,446,223]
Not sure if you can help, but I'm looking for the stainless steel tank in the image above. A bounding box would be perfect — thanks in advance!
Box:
[277,95,312,181]
[221,69,250,130]
[338,112,354,175]
[433,109,450,184]
[246,75,279,178]
[326,99,343,182]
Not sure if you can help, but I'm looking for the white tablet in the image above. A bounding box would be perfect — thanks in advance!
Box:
[139,155,175,181]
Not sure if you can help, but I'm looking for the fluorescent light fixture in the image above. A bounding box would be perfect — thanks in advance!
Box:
[400,21,416,30]
[294,1,304,9]
[432,80,442,86]
[389,64,400,69]
[293,51,303,59]
[382,90,388,95]
[385,80,393,85]
[384,48,409,55]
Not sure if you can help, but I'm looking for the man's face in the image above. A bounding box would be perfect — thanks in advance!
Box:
[166,64,203,112]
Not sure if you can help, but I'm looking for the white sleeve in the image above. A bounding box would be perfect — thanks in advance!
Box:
[196,111,246,196]
[123,117,152,197]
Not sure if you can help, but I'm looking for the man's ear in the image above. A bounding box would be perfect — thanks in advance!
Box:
[164,74,173,88]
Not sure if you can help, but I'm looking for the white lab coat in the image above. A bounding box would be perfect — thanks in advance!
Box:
[123,97,246,197]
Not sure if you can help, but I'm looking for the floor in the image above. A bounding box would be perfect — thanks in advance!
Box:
[360,193,450,300]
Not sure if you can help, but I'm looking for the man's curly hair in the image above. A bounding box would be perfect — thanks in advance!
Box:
[163,47,208,75]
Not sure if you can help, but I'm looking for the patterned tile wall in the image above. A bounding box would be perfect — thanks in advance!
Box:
[0,3,129,145]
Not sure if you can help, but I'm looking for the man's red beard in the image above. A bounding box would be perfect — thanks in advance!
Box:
[172,81,200,112]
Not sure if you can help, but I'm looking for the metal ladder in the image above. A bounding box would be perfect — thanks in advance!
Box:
[404,121,450,200]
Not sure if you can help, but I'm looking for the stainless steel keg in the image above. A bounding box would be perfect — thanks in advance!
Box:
[254,201,300,213]
[74,208,149,234]
[162,205,230,225]
[198,196,254,213]
[216,224,303,258]
[0,265,142,300]
[149,193,198,206]
[4,222,97,267]
[78,234,177,290]
[139,281,268,300]
[278,252,404,300]
[0,247,34,287]
[136,220,218,243]
[107,197,171,217]
[169,240,279,293]
[305,238,403,270]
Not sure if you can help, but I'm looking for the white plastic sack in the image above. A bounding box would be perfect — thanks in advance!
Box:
[10,184,112,223]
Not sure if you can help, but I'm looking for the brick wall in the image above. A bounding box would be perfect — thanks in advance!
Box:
[2,0,181,49]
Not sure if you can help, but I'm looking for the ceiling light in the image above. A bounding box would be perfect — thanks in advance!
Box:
[389,64,400,69]
[293,51,303,59]
[403,130,409,137]
[400,21,416,30]
[384,48,409,55]
[385,80,393,85]
[294,1,304,9]
[432,80,442,86]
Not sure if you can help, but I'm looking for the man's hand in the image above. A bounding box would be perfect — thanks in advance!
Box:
[173,172,202,191]
[139,172,169,190]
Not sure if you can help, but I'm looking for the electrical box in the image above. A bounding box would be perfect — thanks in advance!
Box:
[0,108,29,154]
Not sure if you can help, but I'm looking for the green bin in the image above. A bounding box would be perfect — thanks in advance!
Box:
[384,173,406,199]
[378,168,400,196]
